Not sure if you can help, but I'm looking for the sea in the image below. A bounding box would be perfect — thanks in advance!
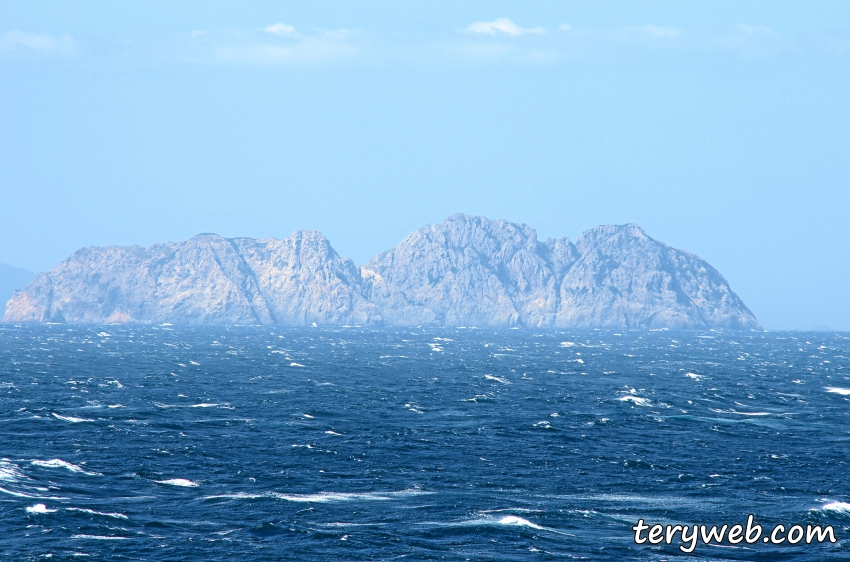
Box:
[1,325,848,561]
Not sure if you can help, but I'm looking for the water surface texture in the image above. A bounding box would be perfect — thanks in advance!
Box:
[1,326,848,560]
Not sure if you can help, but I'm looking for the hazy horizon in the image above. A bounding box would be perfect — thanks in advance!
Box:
[1,1,847,330]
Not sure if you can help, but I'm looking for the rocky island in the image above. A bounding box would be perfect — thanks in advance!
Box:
[3,214,760,329]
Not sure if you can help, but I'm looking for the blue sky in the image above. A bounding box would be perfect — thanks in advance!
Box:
[1,1,848,329]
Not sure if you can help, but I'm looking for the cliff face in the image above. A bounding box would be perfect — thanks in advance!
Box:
[230,232,378,326]
[362,216,759,329]
[553,224,757,329]
[4,215,761,329]
[361,215,569,327]
[4,231,372,326]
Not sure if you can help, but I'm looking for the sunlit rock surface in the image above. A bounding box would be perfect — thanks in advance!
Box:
[4,215,760,329]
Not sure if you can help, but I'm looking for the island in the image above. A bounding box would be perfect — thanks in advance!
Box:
[3,214,760,329]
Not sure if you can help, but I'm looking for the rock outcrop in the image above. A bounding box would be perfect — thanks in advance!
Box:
[4,231,376,326]
[0,263,35,312]
[4,215,761,329]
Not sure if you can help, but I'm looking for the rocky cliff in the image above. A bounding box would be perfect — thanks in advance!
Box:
[4,215,761,329]
[4,231,376,326]
[0,263,35,311]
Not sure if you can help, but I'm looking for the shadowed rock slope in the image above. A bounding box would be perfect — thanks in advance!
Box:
[4,215,760,329]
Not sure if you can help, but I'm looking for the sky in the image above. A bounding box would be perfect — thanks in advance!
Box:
[0,1,848,330]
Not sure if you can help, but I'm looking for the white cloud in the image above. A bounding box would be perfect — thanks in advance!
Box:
[736,24,778,37]
[559,24,572,32]
[264,23,298,37]
[451,43,514,59]
[467,18,545,37]
[720,24,782,59]
[640,25,683,38]
[0,30,77,57]
[214,33,357,64]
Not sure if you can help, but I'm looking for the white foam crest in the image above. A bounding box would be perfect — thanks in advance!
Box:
[189,403,220,408]
[618,395,651,406]
[289,362,306,367]
[685,372,704,381]
[270,489,431,503]
[72,535,130,540]
[820,501,850,514]
[0,460,25,482]
[31,459,101,476]
[485,375,510,384]
[709,408,771,416]
[562,493,662,502]
[52,413,95,423]
[0,486,66,500]
[826,387,850,396]
[203,492,265,500]
[462,394,492,403]
[67,507,128,520]
[204,490,429,502]
[156,478,199,487]
[26,503,58,513]
[480,507,543,514]
[498,515,546,530]
[425,515,569,535]
[319,522,386,528]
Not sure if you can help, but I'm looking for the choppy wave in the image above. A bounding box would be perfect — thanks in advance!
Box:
[1,327,848,560]
[156,478,199,487]
[203,489,431,503]
[67,507,129,520]
[31,459,101,476]
[0,486,66,500]
[819,501,850,514]
[618,395,651,406]
[72,534,131,540]
[496,515,547,530]
[710,408,772,416]
[25,503,57,513]
[424,514,570,536]
[52,413,95,423]
[203,492,265,500]
[0,460,26,482]
[271,489,430,503]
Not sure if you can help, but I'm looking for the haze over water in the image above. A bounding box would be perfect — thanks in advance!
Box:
[1,326,848,559]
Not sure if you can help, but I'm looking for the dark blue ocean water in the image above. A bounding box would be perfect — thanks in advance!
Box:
[1,326,848,561]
